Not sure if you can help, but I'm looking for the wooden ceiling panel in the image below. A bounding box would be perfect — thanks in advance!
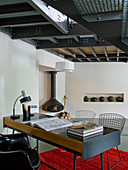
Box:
[119,49,125,53]
[106,46,118,54]
[68,48,80,55]
[80,47,92,54]
[54,48,69,55]
[93,46,104,54]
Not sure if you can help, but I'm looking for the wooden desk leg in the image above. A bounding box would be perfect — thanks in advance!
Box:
[101,153,104,170]
[73,154,77,170]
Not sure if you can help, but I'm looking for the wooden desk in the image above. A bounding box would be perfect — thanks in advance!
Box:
[3,113,120,170]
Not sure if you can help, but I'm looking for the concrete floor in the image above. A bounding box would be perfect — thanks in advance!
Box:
[119,135,128,151]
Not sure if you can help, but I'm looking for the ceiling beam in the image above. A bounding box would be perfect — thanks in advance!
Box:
[73,36,80,42]
[23,39,37,46]
[46,49,65,58]
[75,53,128,59]
[103,46,109,61]
[0,0,26,5]
[89,47,100,61]
[27,0,68,34]
[41,0,128,54]
[11,23,93,39]
[75,48,91,61]
[0,27,12,36]
[36,37,111,49]
[47,37,58,43]
[62,48,82,61]
[62,48,76,58]
[94,34,99,42]
[0,3,38,18]
[83,11,122,22]
[117,48,120,61]
[0,15,48,27]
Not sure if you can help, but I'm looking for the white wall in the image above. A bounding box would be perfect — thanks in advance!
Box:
[38,50,65,68]
[66,62,128,118]
[66,62,128,150]
[0,32,39,133]
[0,31,67,133]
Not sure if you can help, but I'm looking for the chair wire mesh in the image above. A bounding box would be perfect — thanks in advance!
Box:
[99,113,126,170]
[99,113,126,133]
[75,110,96,122]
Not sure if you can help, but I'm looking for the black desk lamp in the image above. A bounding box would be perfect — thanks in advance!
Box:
[11,90,31,119]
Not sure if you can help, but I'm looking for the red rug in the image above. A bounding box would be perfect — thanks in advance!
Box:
[39,148,128,170]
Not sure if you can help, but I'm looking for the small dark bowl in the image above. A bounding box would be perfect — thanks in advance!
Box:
[84,96,89,102]
[116,96,123,102]
[91,97,98,102]
[107,96,114,102]
[99,96,105,102]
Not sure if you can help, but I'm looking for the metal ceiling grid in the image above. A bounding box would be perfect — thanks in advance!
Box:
[73,0,122,14]
[0,0,128,63]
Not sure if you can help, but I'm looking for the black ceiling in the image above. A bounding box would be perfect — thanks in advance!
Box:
[0,0,128,62]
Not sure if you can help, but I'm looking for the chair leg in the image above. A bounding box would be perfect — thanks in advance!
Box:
[73,154,77,170]
[36,139,39,151]
[33,139,39,151]
[107,146,121,170]
[101,153,104,170]
[116,146,121,161]
[107,150,109,170]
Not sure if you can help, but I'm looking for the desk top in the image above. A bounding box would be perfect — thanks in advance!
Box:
[3,113,120,160]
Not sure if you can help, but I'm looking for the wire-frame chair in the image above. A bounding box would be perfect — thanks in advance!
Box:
[99,113,126,170]
[71,110,96,161]
[75,110,96,122]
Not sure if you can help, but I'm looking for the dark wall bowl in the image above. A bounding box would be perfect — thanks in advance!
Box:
[84,96,89,102]
[91,97,98,102]
[116,96,123,102]
[99,96,105,102]
[107,96,114,102]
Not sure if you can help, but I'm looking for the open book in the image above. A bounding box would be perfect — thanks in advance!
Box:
[23,117,73,131]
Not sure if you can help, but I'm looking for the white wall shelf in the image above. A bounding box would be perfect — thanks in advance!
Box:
[83,93,124,103]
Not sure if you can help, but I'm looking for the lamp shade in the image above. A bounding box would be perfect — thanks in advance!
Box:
[56,62,74,72]
[20,96,31,104]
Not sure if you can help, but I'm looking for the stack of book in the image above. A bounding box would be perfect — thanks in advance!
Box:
[67,122,103,139]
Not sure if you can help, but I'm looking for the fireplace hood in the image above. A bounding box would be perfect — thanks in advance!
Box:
[42,71,64,112]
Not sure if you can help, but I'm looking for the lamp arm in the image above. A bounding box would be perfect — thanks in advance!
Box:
[13,95,22,116]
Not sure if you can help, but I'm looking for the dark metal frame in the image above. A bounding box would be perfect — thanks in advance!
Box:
[1,0,128,62]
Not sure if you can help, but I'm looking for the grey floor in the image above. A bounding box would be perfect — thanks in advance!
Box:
[119,135,128,151]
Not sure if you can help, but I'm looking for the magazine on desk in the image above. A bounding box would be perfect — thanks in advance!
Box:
[67,121,103,137]
[67,130,103,140]
[67,128,103,137]
[23,117,73,131]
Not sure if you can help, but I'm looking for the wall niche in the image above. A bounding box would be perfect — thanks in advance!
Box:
[83,93,124,103]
